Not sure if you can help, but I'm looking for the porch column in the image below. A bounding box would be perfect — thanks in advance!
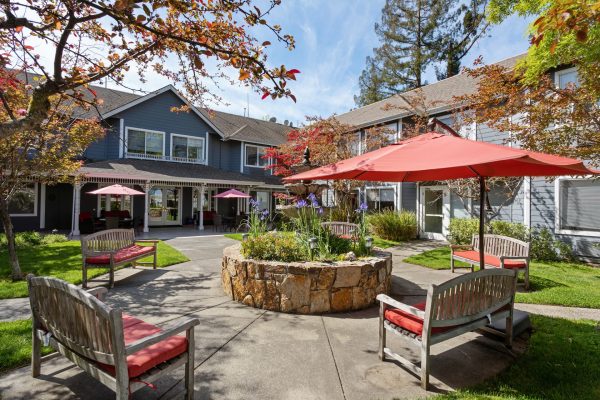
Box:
[245,188,250,213]
[39,183,46,230]
[198,186,205,231]
[143,182,150,233]
[236,197,241,215]
[72,180,82,236]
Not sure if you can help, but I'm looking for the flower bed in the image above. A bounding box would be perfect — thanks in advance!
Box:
[221,244,392,314]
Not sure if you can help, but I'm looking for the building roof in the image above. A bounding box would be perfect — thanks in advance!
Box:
[16,71,290,146]
[79,158,282,186]
[199,109,292,146]
[335,54,526,130]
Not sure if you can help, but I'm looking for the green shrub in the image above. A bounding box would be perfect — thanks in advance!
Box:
[449,218,530,244]
[531,228,574,261]
[241,232,306,262]
[41,233,68,245]
[448,218,479,244]
[367,210,417,242]
[0,231,67,250]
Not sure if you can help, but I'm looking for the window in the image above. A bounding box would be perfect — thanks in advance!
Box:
[557,179,600,235]
[366,187,395,210]
[8,183,37,216]
[245,144,268,167]
[126,128,165,158]
[556,68,578,89]
[172,134,205,163]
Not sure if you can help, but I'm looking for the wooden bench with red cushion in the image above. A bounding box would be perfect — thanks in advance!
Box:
[81,228,158,288]
[451,234,530,289]
[377,268,517,390]
[28,275,199,400]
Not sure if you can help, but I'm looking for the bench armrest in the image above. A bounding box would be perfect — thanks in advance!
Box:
[86,287,108,302]
[136,240,159,246]
[376,294,426,319]
[499,255,529,260]
[450,244,473,252]
[125,317,200,355]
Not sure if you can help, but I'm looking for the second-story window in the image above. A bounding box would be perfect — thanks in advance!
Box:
[127,128,165,159]
[245,144,268,167]
[172,134,205,163]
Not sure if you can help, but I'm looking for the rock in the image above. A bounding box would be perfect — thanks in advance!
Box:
[378,266,387,283]
[263,281,280,311]
[226,257,237,277]
[352,287,370,309]
[331,288,353,312]
[280,295,294,312]
[344,251,357,261]
[279,274,310,310]
[316,268,336,290]
[242,294,254,307]
[231,276,247,301]
[334,266,362,288]
[246,279,266,308]
[310,290,330,313]
[221,267,232,297]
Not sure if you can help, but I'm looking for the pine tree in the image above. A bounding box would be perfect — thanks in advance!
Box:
[356,0,488,106]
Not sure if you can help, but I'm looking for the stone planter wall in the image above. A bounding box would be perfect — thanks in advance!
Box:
[221,244,392,314]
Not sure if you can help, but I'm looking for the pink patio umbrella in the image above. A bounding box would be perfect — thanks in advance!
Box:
[213,188,251,198]
[87,184,145,196]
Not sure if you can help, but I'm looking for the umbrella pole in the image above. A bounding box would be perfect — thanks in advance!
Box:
[479,176,486,269]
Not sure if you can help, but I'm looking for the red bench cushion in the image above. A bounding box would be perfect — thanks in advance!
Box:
[453,250,526,269]
[85,245,155,265]
[99,314,188,378]
[384,302,451,336]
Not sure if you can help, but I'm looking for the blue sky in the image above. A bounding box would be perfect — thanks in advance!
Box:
[202,0,535,126]
[53,1,533,126]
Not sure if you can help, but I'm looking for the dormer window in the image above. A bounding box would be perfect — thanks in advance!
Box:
[245,144,269,167]
[126,128,165,159]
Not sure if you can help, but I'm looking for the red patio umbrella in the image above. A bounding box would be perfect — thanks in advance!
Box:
[285,132,599,268]
[213,188,251,198]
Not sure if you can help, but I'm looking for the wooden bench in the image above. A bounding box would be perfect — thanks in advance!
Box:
[28,275,199,399]
[377,268,517,389]
[451,234,530,289]
[321,222,359,240]
[81,229,158,288]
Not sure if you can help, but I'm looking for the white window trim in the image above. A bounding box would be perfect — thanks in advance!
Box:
[554,66,578,88]
[170,133,207,164]
[125,126,166,158]
[554,176,600,237]
[10,183,38,217]
[365,185,397,210]
[244,143,269,168]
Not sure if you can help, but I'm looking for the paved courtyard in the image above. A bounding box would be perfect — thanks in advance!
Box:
[0,236,528,400]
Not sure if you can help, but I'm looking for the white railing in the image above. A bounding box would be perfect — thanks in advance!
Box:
[125,152,205,164]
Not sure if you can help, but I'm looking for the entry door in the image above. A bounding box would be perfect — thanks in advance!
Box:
[148,187,180,225]
[419,186,450,240]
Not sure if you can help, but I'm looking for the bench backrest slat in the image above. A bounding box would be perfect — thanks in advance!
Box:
[321,222,358,237]
[27,276,119,365]
[428,268,517,328]
[472,234,529,258]
[81,229,136,255]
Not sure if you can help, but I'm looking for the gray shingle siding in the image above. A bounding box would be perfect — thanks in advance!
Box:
[84,118,120,161]
[476,123,508,145]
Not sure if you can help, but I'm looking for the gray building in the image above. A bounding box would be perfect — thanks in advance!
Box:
[335,54,600,261]
[8,83,291,235]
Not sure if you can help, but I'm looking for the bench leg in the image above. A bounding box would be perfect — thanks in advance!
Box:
[31,325,41,377]
[109,261,115,289]
[379,302,386,361]
[470,263,475,273]
[82,263,88,289]
[420,341,430,390]
[450,256,455,273]
[153,250,157,270]
[185,327,195,400]
[524,267,530,290]
[505,312,514,349]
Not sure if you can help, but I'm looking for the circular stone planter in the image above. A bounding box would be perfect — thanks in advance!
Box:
[221,244,392,314]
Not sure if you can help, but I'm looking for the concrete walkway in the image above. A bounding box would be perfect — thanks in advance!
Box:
[0,237,589,399]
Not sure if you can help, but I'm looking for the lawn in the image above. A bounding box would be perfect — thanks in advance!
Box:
[0,319,52,374]
[436,316,600,400]
[224,232,403,249]
[404,247,600,308]
[0,241,189,299]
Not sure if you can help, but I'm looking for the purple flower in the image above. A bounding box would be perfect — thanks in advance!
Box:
[296,199,308,208]
[307,192,320,207]
[317,207,324,215]
[249,198,260,210]
[356,202,368,212]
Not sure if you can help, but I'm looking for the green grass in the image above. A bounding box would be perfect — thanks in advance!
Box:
[224,232,403,249]
[404,247,600,308]
[0,319,53,374]
[0,241,189,299]
[435,316,600,400]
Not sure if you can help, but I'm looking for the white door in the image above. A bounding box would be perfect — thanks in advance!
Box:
[148,187,181,225]
[419,186,450,240]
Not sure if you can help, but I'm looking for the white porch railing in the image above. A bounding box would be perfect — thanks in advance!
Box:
[126,152,206,164]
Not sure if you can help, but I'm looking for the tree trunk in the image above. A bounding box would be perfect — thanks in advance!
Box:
[0,198,22,281]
